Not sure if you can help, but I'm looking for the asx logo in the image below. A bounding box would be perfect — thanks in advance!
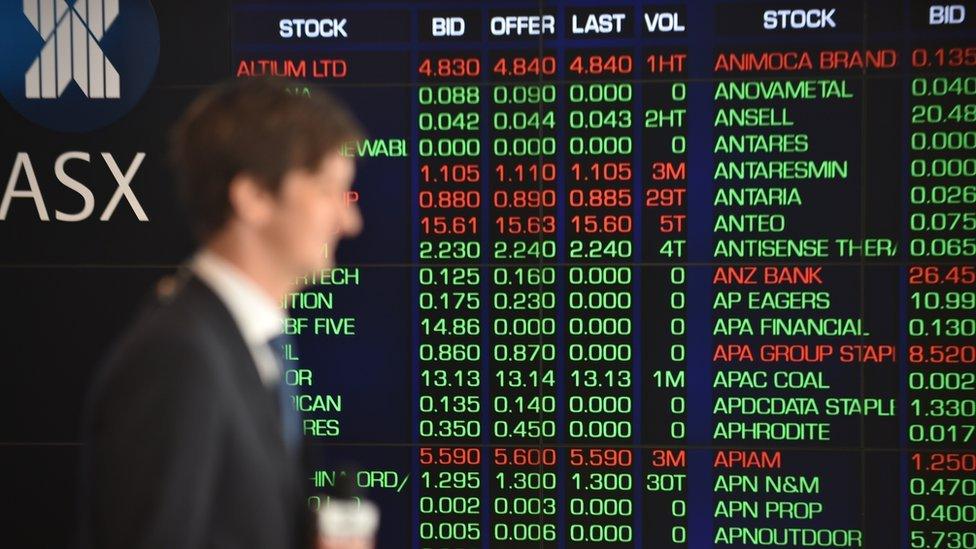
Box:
[0,0,160,131]
[24,0,122,99]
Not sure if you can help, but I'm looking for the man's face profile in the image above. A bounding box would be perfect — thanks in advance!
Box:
[271,152,362,274]
[230,151,361,277]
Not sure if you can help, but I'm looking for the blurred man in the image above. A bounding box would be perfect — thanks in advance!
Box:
[79,78,363,549]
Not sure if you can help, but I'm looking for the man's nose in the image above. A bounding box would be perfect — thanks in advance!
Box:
[342,203,363,237]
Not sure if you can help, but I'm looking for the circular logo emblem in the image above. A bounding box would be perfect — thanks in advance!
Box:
[0,0,160,133]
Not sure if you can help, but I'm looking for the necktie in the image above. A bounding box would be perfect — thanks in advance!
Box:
[267,333,302,455]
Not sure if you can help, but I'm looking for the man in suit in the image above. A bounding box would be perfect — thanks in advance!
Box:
[79,78,363,549]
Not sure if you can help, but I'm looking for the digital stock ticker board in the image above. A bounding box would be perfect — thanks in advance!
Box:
[232,2,976,547]
[4,0,976,548]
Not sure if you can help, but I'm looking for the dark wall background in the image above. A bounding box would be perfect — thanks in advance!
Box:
[0,2,229,546]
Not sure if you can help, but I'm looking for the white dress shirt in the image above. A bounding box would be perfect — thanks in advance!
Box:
[189,249,284,387]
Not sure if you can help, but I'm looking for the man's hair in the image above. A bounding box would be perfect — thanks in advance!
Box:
[170,78,363,240]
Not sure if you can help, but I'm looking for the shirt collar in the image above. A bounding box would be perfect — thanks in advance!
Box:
[189,248,284,349]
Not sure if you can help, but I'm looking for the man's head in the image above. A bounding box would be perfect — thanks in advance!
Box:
[170,78,363,277]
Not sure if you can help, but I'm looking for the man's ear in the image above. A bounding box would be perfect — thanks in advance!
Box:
[227,173,274,226]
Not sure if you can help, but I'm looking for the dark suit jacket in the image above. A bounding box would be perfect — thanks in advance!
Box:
[79,272,314,549]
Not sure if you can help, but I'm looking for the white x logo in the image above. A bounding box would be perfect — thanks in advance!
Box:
[23,0,120,99]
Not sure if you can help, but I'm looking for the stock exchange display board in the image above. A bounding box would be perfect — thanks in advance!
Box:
[4,1,976,548]
[232,1,976,547]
